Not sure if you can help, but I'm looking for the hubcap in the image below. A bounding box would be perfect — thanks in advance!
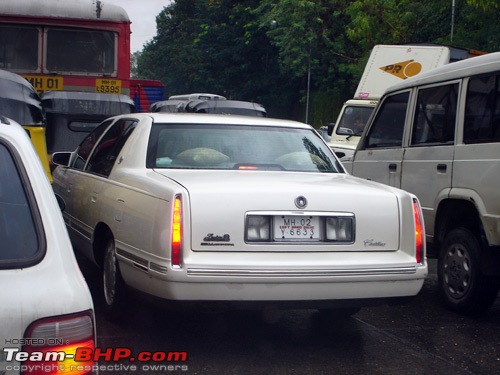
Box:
[443,244,471,299]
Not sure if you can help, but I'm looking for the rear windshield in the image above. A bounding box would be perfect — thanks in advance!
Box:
[147,124,341,173]
[0,142,44,268]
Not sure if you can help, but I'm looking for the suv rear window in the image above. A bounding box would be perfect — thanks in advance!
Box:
[0,142,44,268]
[464,73,500,143]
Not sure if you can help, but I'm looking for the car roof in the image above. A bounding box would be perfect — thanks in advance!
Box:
[183,99,266,114]
[122,112,311,129]
[149,99,185,112]
[384,51,500,95]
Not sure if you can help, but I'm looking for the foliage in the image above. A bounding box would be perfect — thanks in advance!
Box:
[137,0,301,118]
[136,0,500,127]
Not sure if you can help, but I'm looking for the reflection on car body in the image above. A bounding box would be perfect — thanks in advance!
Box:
[51,113,427,320]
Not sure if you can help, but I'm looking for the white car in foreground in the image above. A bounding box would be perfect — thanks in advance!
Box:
[0,117,95,374]
[52,113,427,319]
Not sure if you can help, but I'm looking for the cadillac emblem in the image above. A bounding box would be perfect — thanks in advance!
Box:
[295,196,307,209]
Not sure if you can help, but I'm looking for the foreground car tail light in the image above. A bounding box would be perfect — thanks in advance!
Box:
[21,310,95,375]
[171,195,182,268]
[413,198,424,264]
[325,216,354,242]
[246,215,271,242]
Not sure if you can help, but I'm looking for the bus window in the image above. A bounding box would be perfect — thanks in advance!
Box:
[0,25,39,72]
[46,28,116,75]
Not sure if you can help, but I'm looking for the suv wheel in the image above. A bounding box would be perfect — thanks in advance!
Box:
[438,227,499,316]
[102,237,126,320]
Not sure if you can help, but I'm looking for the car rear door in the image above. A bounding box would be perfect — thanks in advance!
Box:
[54,121,112,254]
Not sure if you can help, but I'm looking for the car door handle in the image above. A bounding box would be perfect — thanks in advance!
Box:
[388,163,397,171]
[437,164,447,172]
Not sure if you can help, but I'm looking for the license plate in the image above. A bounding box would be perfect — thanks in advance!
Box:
[96,79,122,94]
[23,75,64,94]
[274,215,320,240]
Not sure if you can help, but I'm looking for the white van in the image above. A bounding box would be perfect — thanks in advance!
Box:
[347,52,500,316]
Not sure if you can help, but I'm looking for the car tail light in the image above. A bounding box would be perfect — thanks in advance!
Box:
[246,215,271,242]
[325,216,354,242]
[21,310,95,375]
[171,195,182,268]
[412,198,424,264]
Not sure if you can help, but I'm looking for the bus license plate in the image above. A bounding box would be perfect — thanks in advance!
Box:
[274,216,319,240]
[96,79,122,94]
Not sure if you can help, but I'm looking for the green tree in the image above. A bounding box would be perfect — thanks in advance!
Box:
[136,0,500,126]
[467,0,499,10]
[137,0,301,118]
[256,0,365,124]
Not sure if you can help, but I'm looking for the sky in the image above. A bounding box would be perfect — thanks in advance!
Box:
[103,0,172,53]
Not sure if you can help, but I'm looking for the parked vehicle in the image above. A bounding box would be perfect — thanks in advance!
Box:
[51,113,427,320]
[328,44,484,159]
[0,69,51,180]
[176,99,267,117]
[346,52,500,315]
[0,116,95,374]
[149,93,226,113]
[151,98,267,117]
[148,99,186,113]
[168,93,226,101]
[42,91,135,156]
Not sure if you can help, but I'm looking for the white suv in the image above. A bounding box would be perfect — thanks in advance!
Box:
[347,52,500,316]
[0,117,96,374]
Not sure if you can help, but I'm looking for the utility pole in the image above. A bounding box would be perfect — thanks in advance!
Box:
[451,0,455,42]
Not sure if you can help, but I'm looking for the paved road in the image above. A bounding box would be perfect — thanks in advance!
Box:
[83,259,500,375]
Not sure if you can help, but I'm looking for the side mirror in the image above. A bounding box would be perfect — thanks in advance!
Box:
[336,127,354,136]
[327,123,335,136]
[51,152,72,167]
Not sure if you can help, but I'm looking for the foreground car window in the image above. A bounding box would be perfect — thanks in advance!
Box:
[148,124,341,172]
[0,143,43,268]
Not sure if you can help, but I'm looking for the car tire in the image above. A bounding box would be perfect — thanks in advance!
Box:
[102,236,127,320]
[438,227,500,316]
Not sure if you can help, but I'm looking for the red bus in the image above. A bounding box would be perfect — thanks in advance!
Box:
[0,0,164,106]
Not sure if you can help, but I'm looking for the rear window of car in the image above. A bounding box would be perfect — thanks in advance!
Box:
[147,124,341,173]
[0,141,44,268]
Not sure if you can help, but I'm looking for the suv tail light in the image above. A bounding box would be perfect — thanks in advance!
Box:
[412,198,424,264]
[171,195,182,268]
[21,310,95,375]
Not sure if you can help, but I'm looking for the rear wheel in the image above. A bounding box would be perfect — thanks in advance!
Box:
[102,236,127,320]
[438,227,499,316]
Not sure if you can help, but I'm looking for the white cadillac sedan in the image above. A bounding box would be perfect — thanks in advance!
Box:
[52,113,427,319]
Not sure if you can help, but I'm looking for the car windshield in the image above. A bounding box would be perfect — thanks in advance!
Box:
[148,124,341,172]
